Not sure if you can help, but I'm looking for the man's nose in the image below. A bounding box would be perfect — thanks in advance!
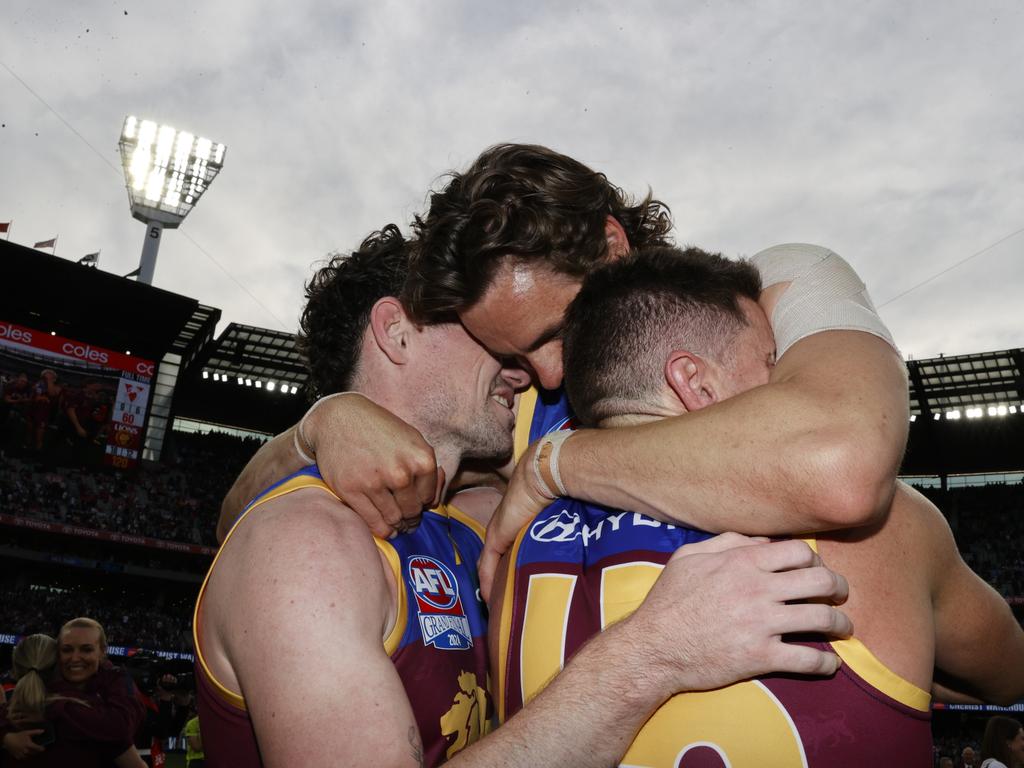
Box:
[529,344,564,391]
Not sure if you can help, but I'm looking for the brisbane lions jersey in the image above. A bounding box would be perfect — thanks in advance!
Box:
[494,495,933,767]
[194,467,492,768]
[512,386,574,461]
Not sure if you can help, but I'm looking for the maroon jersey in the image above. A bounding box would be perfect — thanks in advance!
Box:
[496,496,934,766]
[194,468,491,767]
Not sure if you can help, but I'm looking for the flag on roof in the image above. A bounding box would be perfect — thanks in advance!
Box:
[34,237,57,249]
[79,251,100,266]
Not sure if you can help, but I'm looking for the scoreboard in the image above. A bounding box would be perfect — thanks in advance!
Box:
[0,320,156,470]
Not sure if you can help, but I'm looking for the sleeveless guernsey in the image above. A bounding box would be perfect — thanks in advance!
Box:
[194,467,492,767]
[496,493,933,766]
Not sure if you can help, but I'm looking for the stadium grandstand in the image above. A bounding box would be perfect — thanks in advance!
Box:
[1,235,1022,763]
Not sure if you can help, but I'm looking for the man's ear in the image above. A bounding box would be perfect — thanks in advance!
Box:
[665,351,718,412]
[604,216,629,259]
[368,297,413,365]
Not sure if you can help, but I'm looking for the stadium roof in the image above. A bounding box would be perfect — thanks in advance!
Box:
[0,239,219,364]
[199,323,308,390]
[171,322,308,435]
[907,349,1023,417]
[902,348,1023,477]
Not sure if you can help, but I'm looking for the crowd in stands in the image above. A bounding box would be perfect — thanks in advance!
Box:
[920,481,1024,600]
[0,581,195,654]
[0,431,263,548]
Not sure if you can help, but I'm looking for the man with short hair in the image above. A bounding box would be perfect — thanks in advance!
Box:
[488,245,1024,764]
[197,227,850,767]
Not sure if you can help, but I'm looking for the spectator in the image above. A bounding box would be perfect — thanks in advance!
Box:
[0,632,145,767]
[980,716,1024,768]
[182,708,204,768]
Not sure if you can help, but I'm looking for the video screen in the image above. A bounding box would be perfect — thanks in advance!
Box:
[0,321,155,470]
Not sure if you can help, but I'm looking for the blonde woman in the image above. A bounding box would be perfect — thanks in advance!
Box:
[0,626,146,767]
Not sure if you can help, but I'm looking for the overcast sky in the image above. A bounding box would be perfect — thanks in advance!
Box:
[2,0,1022,361]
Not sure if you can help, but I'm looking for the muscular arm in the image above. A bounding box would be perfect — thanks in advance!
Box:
[217,394,439,543]
[223,496,423,767]
[218,426,304,541]
[558,328,907,533]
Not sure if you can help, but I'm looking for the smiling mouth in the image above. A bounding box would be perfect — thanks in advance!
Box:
[490,392,513,409]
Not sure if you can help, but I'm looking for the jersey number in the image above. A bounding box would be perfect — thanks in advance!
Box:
[518,563,807,767]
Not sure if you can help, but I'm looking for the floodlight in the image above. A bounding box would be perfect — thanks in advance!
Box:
[202,370,209,379]
[245,378,253,387]
[909,414,917,422]
[946,410,960,420]
[255,380,263,389]
[1011,406,1018,414]
[118,115,226,285]
[267,381,276,392]
[237,377,244,385]
[996,405,1008,416]
[987,406,998,417]
[212,372,220,381]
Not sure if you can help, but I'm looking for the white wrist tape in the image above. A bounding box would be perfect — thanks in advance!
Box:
[531,429,574,499]
[295,391,358,465]
[751,243,900,359]
[293,428,316,466]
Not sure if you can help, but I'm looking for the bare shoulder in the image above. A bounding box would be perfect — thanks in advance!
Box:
[449,485,502,528]
[202,488,392,666]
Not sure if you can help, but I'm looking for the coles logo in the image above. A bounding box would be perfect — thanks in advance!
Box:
[135,361,155,377]
[61,342,109,365]
[0,323,33,345]
[407,555,473,650]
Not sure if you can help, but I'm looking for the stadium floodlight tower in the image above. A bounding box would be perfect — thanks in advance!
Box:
[118,115,226,285]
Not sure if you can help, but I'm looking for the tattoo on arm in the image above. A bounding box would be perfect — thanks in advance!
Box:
[408,725,424,768]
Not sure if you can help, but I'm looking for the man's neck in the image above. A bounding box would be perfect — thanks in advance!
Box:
[353,385,461,505]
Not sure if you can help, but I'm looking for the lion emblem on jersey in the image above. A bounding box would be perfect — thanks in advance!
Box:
[440,670,491,758]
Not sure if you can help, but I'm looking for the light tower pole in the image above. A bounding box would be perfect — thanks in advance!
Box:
[118,116,226,285]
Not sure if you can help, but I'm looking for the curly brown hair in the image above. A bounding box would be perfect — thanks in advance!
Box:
[404,143,673,321]
[297,225,414,398]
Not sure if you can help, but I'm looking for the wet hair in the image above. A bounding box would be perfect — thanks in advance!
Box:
[59,616,108,652]
[981,716,1022,766]
[405,143,673,321]
[563,245,761,426]
[297,225,416,399]
[8,634,58,721]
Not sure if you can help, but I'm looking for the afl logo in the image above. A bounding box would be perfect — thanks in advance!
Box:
[407,555,459,610]
[529,509,582,543]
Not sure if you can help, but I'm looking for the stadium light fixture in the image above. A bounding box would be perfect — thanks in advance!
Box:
[909,414,917,422]
[118,116,226,285]
[1011,405,1019,414]
[266,381,276,392]
[237,377,244,386]
[212,372,220,381]
[202,370,209,379]
[245,378,253,387]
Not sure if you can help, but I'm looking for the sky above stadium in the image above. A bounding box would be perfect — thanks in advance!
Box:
[2,0,1022,361]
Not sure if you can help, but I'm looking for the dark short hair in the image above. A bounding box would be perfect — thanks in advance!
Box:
[981,716,1022,766]
[298,225,412,398]
[404,143,673,321]
[563,245,762,426]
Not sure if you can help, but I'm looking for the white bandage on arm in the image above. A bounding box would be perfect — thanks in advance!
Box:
[751,243,900,359]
